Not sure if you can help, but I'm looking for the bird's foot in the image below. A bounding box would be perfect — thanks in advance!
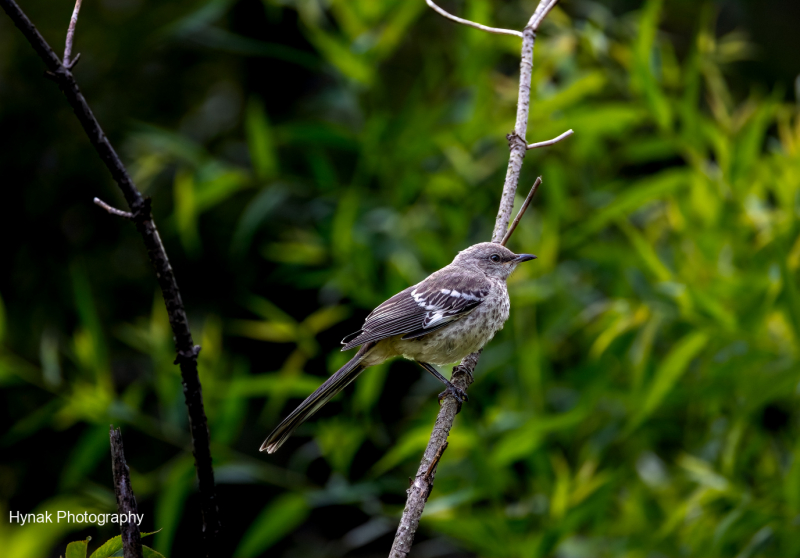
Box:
[438,383,468,406]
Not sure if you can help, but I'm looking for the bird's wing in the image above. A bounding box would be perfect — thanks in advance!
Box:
[341,270,491,350]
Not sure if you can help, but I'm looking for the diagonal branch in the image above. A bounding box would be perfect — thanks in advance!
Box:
[0,1,221,554]
[389,1,561,556]
[501,176,542,247]
[388,353,478,558]
[425,0,523,38]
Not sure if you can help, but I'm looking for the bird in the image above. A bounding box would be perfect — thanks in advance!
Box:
[260,242,536,453]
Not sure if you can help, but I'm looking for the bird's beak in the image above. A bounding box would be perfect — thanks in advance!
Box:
[514,254,537,263]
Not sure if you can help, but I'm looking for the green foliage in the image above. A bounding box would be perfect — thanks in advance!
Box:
[65,537,90,558]
[64,531,163,558]
[234,494,309,557]
[2,0,800,556]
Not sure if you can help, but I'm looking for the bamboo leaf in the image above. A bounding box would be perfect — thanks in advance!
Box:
[626,331,710,433]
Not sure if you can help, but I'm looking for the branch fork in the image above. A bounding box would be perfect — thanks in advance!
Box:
[506,132,528,151]
[63,0,82,69]
[174,344,202,365]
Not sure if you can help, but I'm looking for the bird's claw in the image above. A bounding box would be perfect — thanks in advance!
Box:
[438,384,468,405]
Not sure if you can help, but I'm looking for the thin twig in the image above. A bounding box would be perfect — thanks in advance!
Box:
[94,197,133,219]
[0,1,221,553]
[528,0,560,30]
[110,426,144,558]
[423,441,448,482]
[390,1,561,556]
[527,129,573,150]
[500,176,542,247]
[425,0,523,38]
[63,0,82,68]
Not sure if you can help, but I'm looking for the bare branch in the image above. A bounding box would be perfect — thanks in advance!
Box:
[63,0,82,68]
[390,0,563,555]
[528,0,560,30]
[389,355,477,558]
[425,0,523,38]
[0,1,221,553]
[110,426,144,558]
[500,176,542,247]
[527,128,573,150]
[94,197,133,219]
[491,25,536,242]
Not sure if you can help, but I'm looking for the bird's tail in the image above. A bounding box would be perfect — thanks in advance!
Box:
[260,343,374,453]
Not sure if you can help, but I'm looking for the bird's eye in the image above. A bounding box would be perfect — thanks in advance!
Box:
[490,254,501,263]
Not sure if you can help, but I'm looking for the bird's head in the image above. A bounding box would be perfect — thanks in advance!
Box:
[452,242,536,279]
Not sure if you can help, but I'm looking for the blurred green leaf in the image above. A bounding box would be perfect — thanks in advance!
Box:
[567,168,691,244]
[194,166,251,212]
[302,305,350,334]
[234,493,309,557]
[228,372,322,398]
[260,241,328,265]
[230,185,288,257]
[154,457,195,556]
[305,28,373,84]
[187,27,319,69]
[316,417,365,474]
[60,423,111,490]
[632,0,672,130]
[353,362,388,414]
[246,98,279,181]
[229,319,297,343]
[173,169,201,256]
[627,331,710,433]
[70,266,109,384]
[492,408,588,467]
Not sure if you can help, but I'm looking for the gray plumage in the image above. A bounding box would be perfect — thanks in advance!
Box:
[261,242,536,453]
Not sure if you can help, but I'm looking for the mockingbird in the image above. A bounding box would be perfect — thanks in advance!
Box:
[260,242,536,453]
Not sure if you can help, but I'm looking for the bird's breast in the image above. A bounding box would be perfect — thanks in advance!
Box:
[394,285,510,365]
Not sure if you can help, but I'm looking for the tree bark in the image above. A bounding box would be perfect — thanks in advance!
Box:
[110,427,144,558]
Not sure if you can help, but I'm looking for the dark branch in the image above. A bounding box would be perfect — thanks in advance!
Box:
[0,1,221,552]
[110,426,144,558]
